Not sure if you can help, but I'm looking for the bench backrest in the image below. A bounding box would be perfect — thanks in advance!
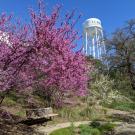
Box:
[26,107,53,118]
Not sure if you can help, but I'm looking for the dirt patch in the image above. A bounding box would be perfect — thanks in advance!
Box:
[0,108,42,135]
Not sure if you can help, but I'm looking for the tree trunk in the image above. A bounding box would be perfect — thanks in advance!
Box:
[127,61,135,90]
[129,74,135,90]
[0,95,5,105]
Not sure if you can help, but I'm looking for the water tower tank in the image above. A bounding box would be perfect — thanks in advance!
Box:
[83,18,102,29]
[83,18,106,60]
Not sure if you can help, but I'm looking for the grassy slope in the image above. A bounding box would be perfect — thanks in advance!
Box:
[103,101,135,112]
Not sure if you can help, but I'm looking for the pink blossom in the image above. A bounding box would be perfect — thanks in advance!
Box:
[0,1,90,105]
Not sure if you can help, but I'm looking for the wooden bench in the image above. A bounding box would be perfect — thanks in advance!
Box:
[26,107,58,119]
[20,107,58,125]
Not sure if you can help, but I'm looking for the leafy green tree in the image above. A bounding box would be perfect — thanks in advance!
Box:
[106,19,135,90]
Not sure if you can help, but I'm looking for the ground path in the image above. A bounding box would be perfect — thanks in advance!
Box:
[36,121,90,135]
[36,108,135,135]
[36,121,124,135]
[115,123,135,135]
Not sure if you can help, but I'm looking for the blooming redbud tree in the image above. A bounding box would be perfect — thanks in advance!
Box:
[0,14,35,104]
[0,1,89,106]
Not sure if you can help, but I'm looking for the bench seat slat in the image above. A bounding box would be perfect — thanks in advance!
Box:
[44,113,58,117]
[27,114,58,119]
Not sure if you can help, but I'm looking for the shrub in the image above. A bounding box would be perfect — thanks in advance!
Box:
[79,124,100,135]
[98,123,115,132]
[90,121,101,128]
[89,74,130,105]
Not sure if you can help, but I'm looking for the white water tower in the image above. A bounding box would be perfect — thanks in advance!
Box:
[83,18,106,60]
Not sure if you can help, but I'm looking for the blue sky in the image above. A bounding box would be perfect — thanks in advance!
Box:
[0,0,135,48]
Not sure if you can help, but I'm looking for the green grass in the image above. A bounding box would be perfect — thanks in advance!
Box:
[79,124,100,135]
[50,122,115,135]
[98,123,115,133]
[58,107,84,121]
[3,97,17,106]
[103,101,135,112]
[15,110,26,117]
[50,128,72,135]
[50,122,75,135]
[80,122,115,135]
